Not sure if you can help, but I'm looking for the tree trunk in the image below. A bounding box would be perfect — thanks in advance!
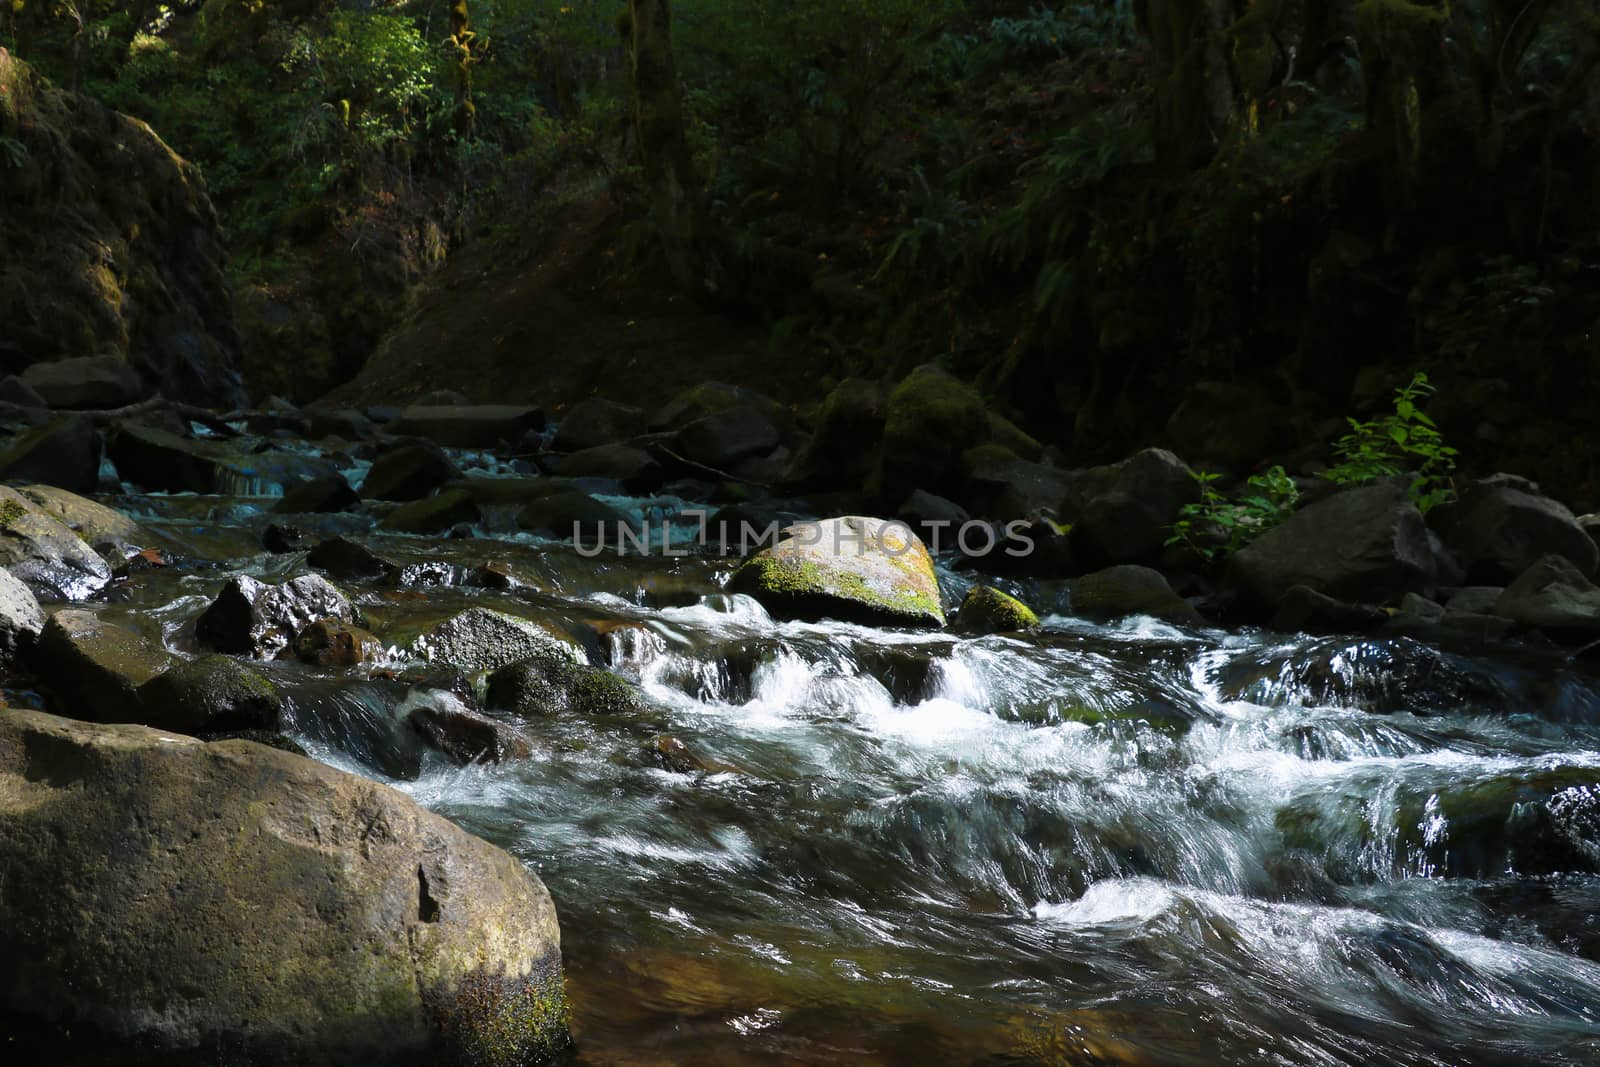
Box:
[1137,0,1241,169]
[626,0,708,295]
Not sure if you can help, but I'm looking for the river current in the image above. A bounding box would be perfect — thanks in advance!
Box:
[61,443,1600,1066]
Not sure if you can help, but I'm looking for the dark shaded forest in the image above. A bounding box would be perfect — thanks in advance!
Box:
[5,0,1597,504]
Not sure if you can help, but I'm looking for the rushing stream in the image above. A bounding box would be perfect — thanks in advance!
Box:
[34,438,1600,1066]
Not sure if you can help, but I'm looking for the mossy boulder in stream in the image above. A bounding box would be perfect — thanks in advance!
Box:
[877,365,991,500]
[485,646,651,721]
[730,516,945,628]
[957,585,1039,633]
[0,708,571,1065]
[381,489,481,535]
[31,608,176,722]
[136,653,284,735]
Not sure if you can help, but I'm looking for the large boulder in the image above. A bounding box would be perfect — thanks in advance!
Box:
[195,574,357,658]
[486,647,649,720]
[31,608,176,721]
[389,405,545,449]
[877,365,990,500]
[380,489,481,535]
[0,486,113,600]
[412,608,581,674]
[552,398,644,452]
[550,444,662,491]
[0,708,570,1064]
[0,568,44,665]
[956,585,1039,633]
[1432,475,1599,582]
[12,483,147,556]
[1494,554,1600,635]
[729,516,945,627]
[1227,482,1434,609]
[960,445,1075,520]
[0,53,244,406]
[361,442,457,502]
[107,423,340,495]
[1063,448,1198,566]
[515,490,630,542]
[0,416,102,492]
[21,355,144,410]
[675,405,783,471]
[274,473,360,514]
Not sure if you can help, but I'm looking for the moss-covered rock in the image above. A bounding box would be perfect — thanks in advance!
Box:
[878,364,991,500]
[730,516,945,628]
[783,377,888,490]
[13,484,147,557]
[31,608,177,722]
[0,707,570,1064]
[136,653,284,735]
[1069,565,1203,625]
[515,490,630,542]
[957,585,1039,633]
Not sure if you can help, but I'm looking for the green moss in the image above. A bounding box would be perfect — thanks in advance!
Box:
[738,555,944,626]
[570,669,644,718]
[0,498,28,530]
[431,964,573,1067]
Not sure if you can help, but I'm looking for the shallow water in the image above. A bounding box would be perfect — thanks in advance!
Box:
[88,472,1600,1065]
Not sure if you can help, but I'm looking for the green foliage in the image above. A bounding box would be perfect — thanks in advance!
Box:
[874,167,975,295]
[1167,466,1300,561]
[1324,372,1457,512]
[0,133,25,167]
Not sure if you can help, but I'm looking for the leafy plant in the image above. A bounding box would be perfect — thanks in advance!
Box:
[0,134,25,168]
[1323,371,1457,512]
[1167,465,1300,561]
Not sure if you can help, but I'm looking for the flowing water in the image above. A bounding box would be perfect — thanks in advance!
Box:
[57,447,1600,1066]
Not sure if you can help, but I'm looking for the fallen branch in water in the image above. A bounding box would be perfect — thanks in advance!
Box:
[0,395,240,436]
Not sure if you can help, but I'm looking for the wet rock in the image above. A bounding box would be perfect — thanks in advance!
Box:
[1495,555,1600,635]
[0,416,101,493]
[414,607,580,674]
[0,708,571,1064]
[1213,636,1501,715]
[0,568,44,665]
[404,689,534,764]
[0,486,113,601]
[983,516,1076,578]
[1269,585,1387,634]
[853,643,940,704]
[1433,475,1599,582]
[307,536,396,581]
[515,490,630,542]
[485,648,646,720]
[677,406,783,470]
[21,355,144,410]
[31,608,176,721]
[730,516,945,628]
[649,734,713,774]
[195,574,356,658]
[1445,586,1506,617]
[961,445,1075,520]
[1069,565,1203,624]
[878,365,990,501]
[136,653,283,734]
[262,523,310,553]
[957,585,1040,633]
[389,405,545,449]
[107,423,338,495]
[274,472,360,514]
[201,728,308,756]
[552,444,662,492]
[294,618,382,667]
[1064,448,1198,566]
[1228,482,1434,610]
[361,441,458,502]
[784,378,888,491]
[553,398,644,452]
[12,484,146,558]
[380,489,481,535]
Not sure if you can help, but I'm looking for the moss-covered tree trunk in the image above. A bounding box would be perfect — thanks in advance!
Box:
[448,0,476,136]
[626,0,708,295]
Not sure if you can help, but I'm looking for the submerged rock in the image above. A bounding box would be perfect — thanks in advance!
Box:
[195,574,357,658]
[0,486,113,601]
[0,708,570,1064]
[957,585,1040,633]
[404,689,535,765]
[414,608,580,674]
[730,516,945,628]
